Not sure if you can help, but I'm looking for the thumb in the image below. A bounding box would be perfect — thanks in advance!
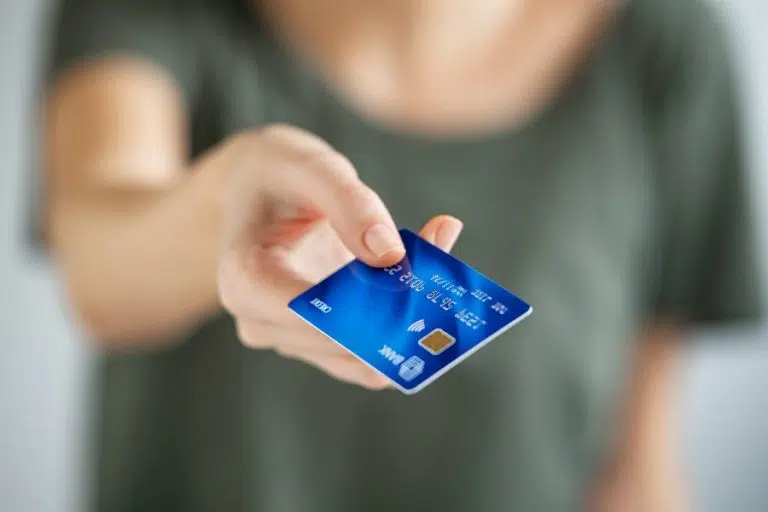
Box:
[419,215,464,253]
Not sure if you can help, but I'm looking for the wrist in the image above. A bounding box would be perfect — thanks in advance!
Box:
[186,147,232,248]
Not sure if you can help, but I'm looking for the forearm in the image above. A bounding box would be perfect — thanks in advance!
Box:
[48,165,224,347]
[617,324,691,511]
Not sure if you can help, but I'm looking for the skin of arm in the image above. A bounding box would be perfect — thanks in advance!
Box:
[44,58,226,348]
[591,323,692,512]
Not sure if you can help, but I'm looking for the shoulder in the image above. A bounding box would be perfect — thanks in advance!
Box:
[619,0,736,79]
[49,0,252,57]
[622,0,732,43]
[48,0,257,101]
[612,0,741,133]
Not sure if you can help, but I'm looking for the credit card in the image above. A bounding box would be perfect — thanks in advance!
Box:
[289,229,532,394]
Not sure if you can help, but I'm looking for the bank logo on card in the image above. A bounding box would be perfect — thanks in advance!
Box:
[398,356,425,382]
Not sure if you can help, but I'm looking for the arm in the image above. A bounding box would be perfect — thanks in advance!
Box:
[590,323,691,512]
[44,59,224,347]
[45,54,437,393]
[627,325,690,512]
[594,324,691,512]
[591,4,764,508]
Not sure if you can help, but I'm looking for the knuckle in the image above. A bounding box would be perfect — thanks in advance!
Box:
[273,344,295,358]
[217,251,273,319]
[217,254,249,315]
[225,129,261,153]
[336,178,375,210]
[217,271,239,315]
[338,182,384,222]
[304,148,359,181]
[257,123,301,141]
[361,381,385,391]
[363,374,389,390]
[323,364,351,382]
[256,123,333,154]
[235,321,269,349]
[226,124,296,154]
[235,320,255,345]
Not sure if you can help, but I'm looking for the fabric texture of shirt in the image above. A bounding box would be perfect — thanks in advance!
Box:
[42,0,764,510]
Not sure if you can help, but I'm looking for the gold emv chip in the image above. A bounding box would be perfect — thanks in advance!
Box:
[418,328,456,355]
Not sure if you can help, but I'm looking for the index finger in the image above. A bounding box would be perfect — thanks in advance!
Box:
[256,128,405,267]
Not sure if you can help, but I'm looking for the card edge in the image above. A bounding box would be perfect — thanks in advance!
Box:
[290,304,533,395]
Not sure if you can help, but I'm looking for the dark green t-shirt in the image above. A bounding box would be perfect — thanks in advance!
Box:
[45,0,764,510]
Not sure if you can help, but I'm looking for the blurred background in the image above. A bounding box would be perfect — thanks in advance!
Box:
[0,0,766,511]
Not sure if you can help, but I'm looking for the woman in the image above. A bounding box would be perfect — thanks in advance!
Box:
[42,0,762,510]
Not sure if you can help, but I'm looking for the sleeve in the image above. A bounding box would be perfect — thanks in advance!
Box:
[645,3,765,326]
[46,0,201,100]
[27,0,202,255]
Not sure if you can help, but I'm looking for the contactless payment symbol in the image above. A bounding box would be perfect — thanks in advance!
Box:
[407,319,426,333]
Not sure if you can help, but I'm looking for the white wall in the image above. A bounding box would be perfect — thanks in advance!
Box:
[0,1,765,511]
[0,2,90,511]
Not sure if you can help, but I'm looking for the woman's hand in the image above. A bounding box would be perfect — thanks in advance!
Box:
[217,124,463,389]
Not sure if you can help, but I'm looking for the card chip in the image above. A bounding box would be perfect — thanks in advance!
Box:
[418,328,456,355]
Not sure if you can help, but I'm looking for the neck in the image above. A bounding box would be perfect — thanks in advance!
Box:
[377,0,524,37]
[256,0,618,135]
[260,0,532,81]
[381,0,528,69]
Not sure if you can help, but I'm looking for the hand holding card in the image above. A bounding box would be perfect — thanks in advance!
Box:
[219,156,463,388]
[215,125,465,391]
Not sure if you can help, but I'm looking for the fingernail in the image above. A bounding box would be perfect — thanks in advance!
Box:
[364,223,403,258]
[436,220,463,252]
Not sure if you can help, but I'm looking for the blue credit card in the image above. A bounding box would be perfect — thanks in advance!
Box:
[289,229,532,394]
